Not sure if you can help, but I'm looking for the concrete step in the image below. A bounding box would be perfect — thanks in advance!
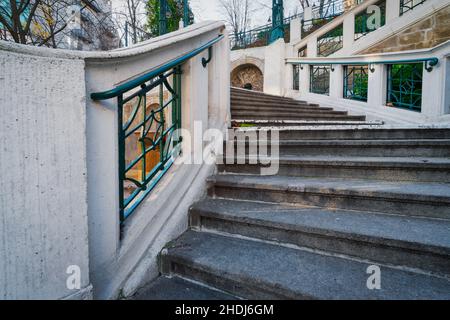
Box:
[265,127,450,140]
[232,108,349,116]
[208,175,450,219]
[231,98,320,108]
[132,275,239,300]
[224,139,450,157]
[231,87,307,102]
[190,198,450,277]
[231,120,384,128]
[231,113,366,121]
[218,156,450,183]
[231,106,348,115]
[161,231,450,300]
[231,102,334,112]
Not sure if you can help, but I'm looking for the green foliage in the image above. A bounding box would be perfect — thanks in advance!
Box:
[146,0,194,37]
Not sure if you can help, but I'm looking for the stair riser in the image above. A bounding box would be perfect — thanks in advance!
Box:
[217,163,450,183]
[223,144,450,157]
[232,108,344,114]
[191,213,450,277]
[231,100,320,108]
[232,122,374,127]
[231,94,309,104]
[209,185,450,220]
[231,105,333,112]
[277,129,450,140]
[161,256,304,299]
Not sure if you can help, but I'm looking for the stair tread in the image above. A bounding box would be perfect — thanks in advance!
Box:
[228,139,450,145]
[222,156,450,168]
[192,198,450,255]
[166,231,450,300]
[210,174,450,203]
[132,276,238,300]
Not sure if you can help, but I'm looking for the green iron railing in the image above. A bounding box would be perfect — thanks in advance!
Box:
[344,65,369,102]
[354,0,386,41]
[91,35,224,222]
[400,0,427,15]
[387,63,423,112]
[229,13,301,50]
[289,57,437,111]
[317,23,344,57]
[310,65,331,95]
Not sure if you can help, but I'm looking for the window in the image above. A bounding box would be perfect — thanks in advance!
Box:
[354,0,386,40]
[310,66,330,95]
[317,24,343,57]
[344,65,369,102]
[387,63,423,112]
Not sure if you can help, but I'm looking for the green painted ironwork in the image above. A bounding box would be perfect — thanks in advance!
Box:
[91,35,223,222]
[344,65,369,102]
[183,0,190,27]
[400,0,427,15]
[354,0,386,40]
[269,0,284,44]
[159,0,168,35]
[288,57,438,73]
[317,23,343,57]
[310,65,330,95]
[229,13,298,50]
[387,63,423,112]
[311,0,344,20]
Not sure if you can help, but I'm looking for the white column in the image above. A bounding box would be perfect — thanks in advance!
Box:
[208,34,231,130]
[367,64,386,108]
[290,17,302,43]
[386,0,401,23]
[343,12,355,51]
[263,38,286,95]
[304,6,312,21]
[330,65,344,99]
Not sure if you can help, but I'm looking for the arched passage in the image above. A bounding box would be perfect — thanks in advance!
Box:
[231,63,264,92]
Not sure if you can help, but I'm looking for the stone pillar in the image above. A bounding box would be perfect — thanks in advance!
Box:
[264,38,286,95]
[343,12,355,50]
[330,65,344,99]
[290,16,302,43]
[386,0,401,23]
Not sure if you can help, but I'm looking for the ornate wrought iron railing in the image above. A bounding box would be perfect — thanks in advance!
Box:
[344,65,369,101]
[229,13,302,50]
[310,65,331,95]
[311,0,345,20]
[387,62,423,112]
[91,35,224,222]
[317,24,344,57]
[287,57,438,111]
[400,0,427,15]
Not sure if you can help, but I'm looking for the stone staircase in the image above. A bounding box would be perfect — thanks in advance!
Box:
[133,89,450,300]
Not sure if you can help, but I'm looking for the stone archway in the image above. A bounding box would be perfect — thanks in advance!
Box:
[231,63,264,92]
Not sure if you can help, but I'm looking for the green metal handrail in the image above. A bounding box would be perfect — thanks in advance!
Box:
[287,57,439,72]
[91,34,224,223]
[91,35,224,101]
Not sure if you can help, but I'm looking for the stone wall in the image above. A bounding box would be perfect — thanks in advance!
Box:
[360,5,450,54]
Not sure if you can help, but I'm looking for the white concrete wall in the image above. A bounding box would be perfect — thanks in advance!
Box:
[84,21,228,299]
[0,46,92,299]
[0,20,229,300]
